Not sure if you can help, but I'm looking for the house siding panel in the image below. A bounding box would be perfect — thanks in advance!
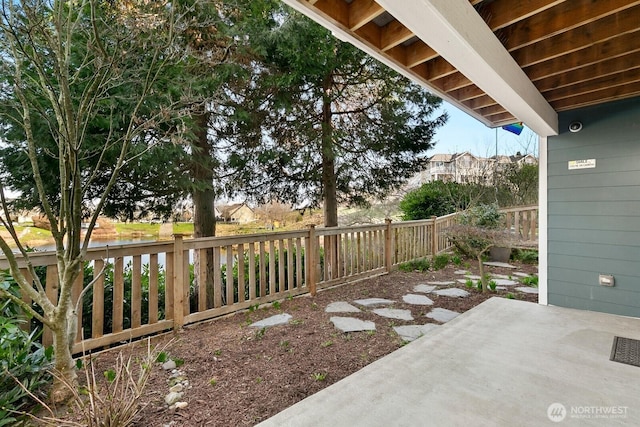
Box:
[547,97,640,317]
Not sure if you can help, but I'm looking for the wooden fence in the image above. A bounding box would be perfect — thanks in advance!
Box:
[0,206,537,354]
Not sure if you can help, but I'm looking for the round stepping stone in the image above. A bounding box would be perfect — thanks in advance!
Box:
[426,308,460,323]
[516,286,539,294]
[433,288,470,298]
[372,308,414,321]
[493,279,519,286]
[250,313,292,328]
[353,298,395,307]
[330,317,376,333]
[425,281,456,286]
[483,261,517,269]
[393,324,439,342]
[402,294,434,305]
[454,270,470,275]
[325,301,361,313]
[413,284,437,293]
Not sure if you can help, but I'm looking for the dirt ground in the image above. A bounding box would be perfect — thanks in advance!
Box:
[81,259,537,427]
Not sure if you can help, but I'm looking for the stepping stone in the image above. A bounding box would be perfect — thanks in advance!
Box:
[325,301,361,313]
[433,288,470,298]
[457,278,474,284]
[483,261,517,269]
[425,281,456,286]
[372,308,414,321]
[402,294,434,305]
[493,279,519,286]
[464,274,482,280]
[413,284,437,293]
[330,317,376,333]
[516,287,539,294]
[496,286,508,290]
[513,272,531,277]
[454,270,470,275]
[353,298,395,307]
[491,274,511,279]
[393,324,439,342]
[426,308,460,323]
[250,313,292,328]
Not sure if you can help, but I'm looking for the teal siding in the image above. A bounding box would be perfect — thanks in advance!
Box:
[548,97,640,317]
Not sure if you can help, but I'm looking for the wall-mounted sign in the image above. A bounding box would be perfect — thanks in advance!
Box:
[568,159,596,170]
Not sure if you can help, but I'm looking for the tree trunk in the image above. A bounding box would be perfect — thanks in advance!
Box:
[321,73,339,279]
[190,111,217,308]
[321,74,337,228]
[50,321,76,402]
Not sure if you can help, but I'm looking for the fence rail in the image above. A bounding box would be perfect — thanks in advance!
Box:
[0,206,537,353]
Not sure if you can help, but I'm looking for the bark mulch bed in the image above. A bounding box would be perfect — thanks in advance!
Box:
[83,259,537,427]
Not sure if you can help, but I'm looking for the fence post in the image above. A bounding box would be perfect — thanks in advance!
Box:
[384,218,392,272]
[172,234,185,330]
[306,225,317,296]
[431,216,438,255]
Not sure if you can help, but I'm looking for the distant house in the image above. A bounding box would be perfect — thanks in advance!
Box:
[218,203,255,224]
[415,152,538,186]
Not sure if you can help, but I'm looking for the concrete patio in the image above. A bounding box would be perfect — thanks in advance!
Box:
[258,298,640,426]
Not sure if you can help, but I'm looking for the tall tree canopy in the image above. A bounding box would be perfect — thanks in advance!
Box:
[224,9,447,226]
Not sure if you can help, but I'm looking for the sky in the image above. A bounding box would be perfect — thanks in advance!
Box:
[431,101,538,158]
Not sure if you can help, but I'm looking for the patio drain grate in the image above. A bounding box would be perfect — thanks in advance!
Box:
[610,336,640,367]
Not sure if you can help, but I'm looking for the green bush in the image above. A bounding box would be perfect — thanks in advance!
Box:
[399,181,467,220]
[431,254,449,270]
[458,203,504,229]
[0,286,52,426]
[398,258,430,272]
[513,249,538,264]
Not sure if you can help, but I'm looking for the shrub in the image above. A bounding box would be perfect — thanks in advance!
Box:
[0,287,52,426]
[431,254,449,270]
[513,249,538,264]
[399,181,467,220]
[458,203,504,229]
[398,259,430,272]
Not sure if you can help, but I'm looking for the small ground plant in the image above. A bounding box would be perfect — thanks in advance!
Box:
[0,292,52,426]
[398,258,430,272]
[432,254,450,270]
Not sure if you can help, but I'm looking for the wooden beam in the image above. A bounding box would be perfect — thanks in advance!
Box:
[447,84,485,102]
[476,104,508,116]
[313,0,350,26]
[405,41,439,68]
[380,20,414,51]
[376,0,557,134]
[486,111,517,123]
[551,80,640,112]
[511,6,640,67]
[524,30,640,81]
[355,21,381,46]
[543,69,640,103]
[432,73,472,92]
[534,51,640,93]
[463,95,498,110]
[478,0,564,31]
[503,0,640,51]
[349,0,385,31]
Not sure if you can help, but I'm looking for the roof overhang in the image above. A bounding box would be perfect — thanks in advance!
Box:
[281,0,640,137]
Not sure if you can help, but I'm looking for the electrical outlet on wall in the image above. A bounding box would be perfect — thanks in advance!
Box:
[599,275,614,287]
